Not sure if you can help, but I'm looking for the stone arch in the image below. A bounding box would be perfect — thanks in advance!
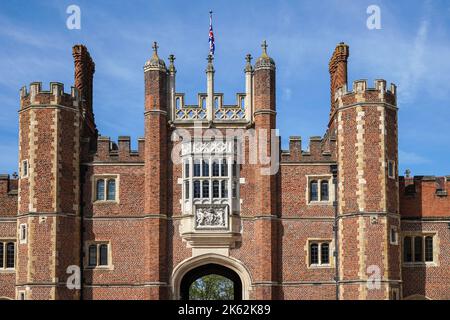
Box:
[171,254,253,300]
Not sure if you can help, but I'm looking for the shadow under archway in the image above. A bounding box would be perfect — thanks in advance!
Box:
[180,263,242,300]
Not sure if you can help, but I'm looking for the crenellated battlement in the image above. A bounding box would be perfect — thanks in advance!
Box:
[93,136,145,162]
[0,174,18,196]
[20,82,80,110]
[334,79,397,109]
[281,136,334,163]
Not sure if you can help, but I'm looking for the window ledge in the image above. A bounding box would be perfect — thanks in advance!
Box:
[307,201,332,206]
[0,269,15,273]
[403,262,436,267]
[308,264,333,269]
[93,200,118,205]
[85,265,114,271]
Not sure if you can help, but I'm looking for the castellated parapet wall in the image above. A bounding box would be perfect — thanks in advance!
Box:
[94,136,145,162]
[281,136,335,163]
[334,79,397,110]
[20,82,80,109]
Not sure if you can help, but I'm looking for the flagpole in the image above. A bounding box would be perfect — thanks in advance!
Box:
[209,10,215,57]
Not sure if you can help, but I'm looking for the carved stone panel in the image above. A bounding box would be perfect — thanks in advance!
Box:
[182,141,233,156]
[195,204,229,230]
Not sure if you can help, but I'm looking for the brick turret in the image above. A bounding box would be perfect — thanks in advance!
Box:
[252,41,279,299]
[334,75,401,299]
[143,42,169,299]
[17,82,82,299]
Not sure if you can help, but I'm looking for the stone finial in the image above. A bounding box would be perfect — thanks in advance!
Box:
[144,41,167,71]
[206,54,215,73]
[255,40,275,70]
[405,169,411,178]
[245,54,253,72]
[152,41,159,57]
[261,40,268,57]
[168,54,176,73]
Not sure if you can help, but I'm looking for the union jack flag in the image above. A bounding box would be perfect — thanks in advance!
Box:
[209,11,215,56]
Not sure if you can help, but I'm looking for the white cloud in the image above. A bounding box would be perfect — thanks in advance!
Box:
[399,150,431,165]
[282,88,292,101]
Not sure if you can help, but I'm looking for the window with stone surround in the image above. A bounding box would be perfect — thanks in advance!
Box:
[86,242,111,269]
[0,241,15,270]
[388,160,396,179]
[180,140,240,231]
[390,226,398,245]
[186,158,231,201]
[19,224,27,244]
[21,159,28,178]
[308,240,331,267]
[307,176,333,204]
[403,234,436,264]
[93,175,119,203]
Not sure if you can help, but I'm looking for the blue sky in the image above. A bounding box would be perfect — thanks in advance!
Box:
[0,0,449,176]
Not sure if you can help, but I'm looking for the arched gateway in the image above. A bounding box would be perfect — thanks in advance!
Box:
[171,254,253,300]
[180,264,242,300]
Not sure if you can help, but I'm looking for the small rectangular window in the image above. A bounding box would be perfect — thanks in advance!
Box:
[21,160,28,178]
[390,226,398,245]
[19,224,27,244]
[309,241,332,267]
[87,243,110,268]
[94,176,118,203]
[388,160,396,179]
